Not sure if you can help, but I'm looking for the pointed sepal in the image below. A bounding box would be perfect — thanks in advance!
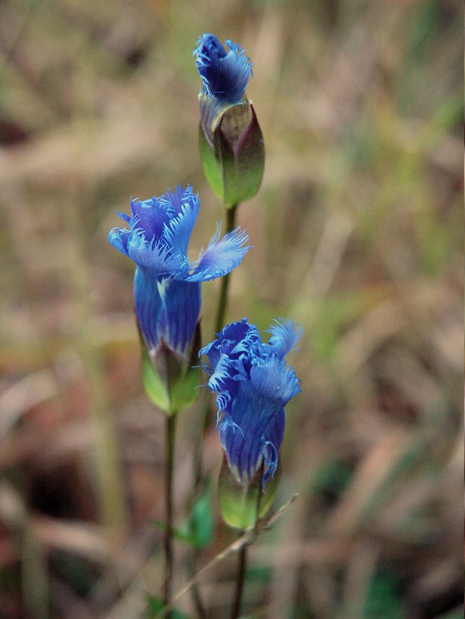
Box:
[199,119,224,200]
[141,321,201,415]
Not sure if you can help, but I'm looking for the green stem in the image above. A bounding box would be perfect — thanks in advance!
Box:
[189,203,238,616]
[230,539,247,619]
[230,464,264,619]
[163,413,177,615]
[214,205,238,335]
[193,203,238,488]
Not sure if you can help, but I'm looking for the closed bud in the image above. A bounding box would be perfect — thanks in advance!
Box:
[199,102,265,208]
[194,34,265,208]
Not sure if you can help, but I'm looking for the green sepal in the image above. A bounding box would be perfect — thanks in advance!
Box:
[219,104,265,208]
[199,120,224,200]
[170,361,200,413]
[141,321,201,416]
[142,345,171,412]
[199,103,265,209]
[218,456,280,530]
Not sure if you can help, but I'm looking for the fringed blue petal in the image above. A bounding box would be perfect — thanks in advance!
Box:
[199,318,251,365]
[208,358,240,417]
[134,268,200,354]
[220,381,282,485]
[130,196,171,243]
[108,227,130,257]
[117,211,131,224]
[266,318,303,358]
[160,185,200,256]
[185,225,250,282]
[158,184,191,216]
[216,391,231,418]
[127,229,188,275]
[194,34,251,103]
[230,324,261,360]
[261,409,285,485]
[262,409,285,459]
[160,279,200,353]
[207,353,234,393]
[110,186,248,283]
[261,440,278,484]
[134,267,163,351]
[250,356,301,406]
[200,319,258,400]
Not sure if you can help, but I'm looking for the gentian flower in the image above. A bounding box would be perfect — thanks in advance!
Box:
[194,33,252,146]
[194,34,265,208]
[109,184,250,363]
[200,318,302,488]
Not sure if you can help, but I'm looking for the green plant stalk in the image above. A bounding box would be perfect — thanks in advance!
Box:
[230,541,247,619]
[214,205,238,335]
[191,202,238,494]
[230,465,264,619]
[163,412,177,615]
[193,203,238,489]
[189,203,238,617]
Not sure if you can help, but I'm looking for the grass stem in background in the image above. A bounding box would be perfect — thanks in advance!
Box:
[189,550,207,619]
[64,184,128,540]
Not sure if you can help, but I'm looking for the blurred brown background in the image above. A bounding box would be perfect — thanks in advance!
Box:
[0,0,462,617]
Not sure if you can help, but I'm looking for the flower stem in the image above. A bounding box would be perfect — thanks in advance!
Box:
[189,203,238,615]
[163,412,177,615]
[230,465,264,619]
[214,204,238,335]
[230,539,247,619]
[193,203,238,487]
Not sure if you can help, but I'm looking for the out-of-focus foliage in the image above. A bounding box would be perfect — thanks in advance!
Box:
[0,0,462,617]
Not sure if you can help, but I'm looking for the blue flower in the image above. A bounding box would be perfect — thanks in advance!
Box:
[194,34,252,103]
[109,185,250,358]
[194,34,252,145]
[200,318,302,487]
